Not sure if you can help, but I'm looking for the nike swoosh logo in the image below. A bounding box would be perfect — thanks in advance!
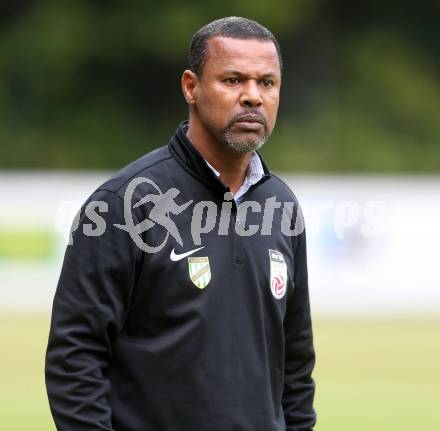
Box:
[170,246,205,262]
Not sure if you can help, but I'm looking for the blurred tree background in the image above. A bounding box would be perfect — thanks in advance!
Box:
[0,0,439,172]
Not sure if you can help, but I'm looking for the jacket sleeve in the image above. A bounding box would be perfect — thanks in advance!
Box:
[45,189,142,430]
[282,227,317,430]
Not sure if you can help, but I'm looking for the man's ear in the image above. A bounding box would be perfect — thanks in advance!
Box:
[181,70,199,105]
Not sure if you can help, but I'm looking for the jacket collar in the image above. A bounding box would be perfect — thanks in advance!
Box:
[168,121,271,196]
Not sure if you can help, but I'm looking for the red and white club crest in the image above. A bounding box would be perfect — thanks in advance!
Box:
[269,249,287,299]
[272,275,285,296]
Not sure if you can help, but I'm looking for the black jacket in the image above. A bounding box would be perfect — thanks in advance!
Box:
[45,122,316,430]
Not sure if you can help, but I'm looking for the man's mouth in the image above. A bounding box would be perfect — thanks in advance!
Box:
[234,114,265,131]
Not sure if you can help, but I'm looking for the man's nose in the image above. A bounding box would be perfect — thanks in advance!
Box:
[239,80,263,108]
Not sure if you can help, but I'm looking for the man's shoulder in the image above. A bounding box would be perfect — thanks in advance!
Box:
[265,171,301,205]
[94,145,174,198]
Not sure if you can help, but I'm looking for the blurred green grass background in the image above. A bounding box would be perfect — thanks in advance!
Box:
[1,1,440,173]
[1,314,439,430]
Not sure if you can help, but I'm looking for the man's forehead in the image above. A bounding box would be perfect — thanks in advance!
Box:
[204,36,280,72]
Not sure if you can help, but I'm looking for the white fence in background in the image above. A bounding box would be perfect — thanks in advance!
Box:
[1,172,439,315]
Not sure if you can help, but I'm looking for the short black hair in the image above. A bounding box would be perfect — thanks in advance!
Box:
[188,16,283,77]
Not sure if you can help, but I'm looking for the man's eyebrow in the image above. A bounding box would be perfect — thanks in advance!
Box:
[221,70,278,79]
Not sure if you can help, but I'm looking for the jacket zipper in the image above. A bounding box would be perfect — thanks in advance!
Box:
[231,200,244,265]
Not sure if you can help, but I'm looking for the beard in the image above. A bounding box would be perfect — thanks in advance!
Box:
[201,109,272,153]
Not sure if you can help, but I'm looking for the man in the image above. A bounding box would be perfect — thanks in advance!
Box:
[46,16,316,430]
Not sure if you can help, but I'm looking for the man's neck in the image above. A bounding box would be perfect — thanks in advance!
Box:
[186,118,252,194]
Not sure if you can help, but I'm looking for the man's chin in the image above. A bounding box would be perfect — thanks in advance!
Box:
[224,136,266,153]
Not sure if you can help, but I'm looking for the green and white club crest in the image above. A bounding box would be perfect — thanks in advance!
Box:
[188,256,211,289]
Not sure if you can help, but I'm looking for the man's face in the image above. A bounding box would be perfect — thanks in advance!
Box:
[192,37,281,153]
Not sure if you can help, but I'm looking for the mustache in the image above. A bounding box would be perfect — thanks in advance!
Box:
[230,110,267,127]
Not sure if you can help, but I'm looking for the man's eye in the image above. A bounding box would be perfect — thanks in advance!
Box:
[261,79,274,87]
[224,78,239,85]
